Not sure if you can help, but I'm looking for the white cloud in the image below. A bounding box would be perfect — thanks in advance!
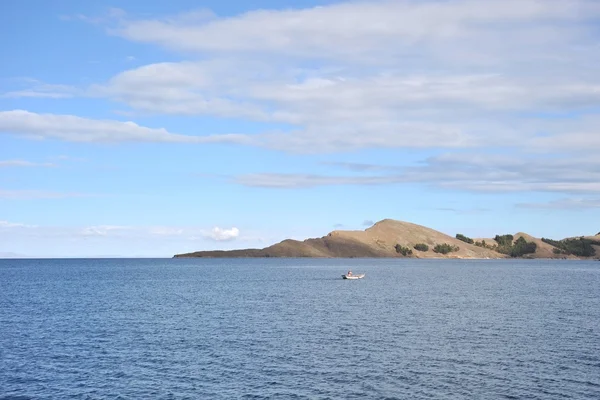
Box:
[0,110,250,144]
[76,224,241,241]
[91,61,273,119]
[0,160,55,167]
[203,226,240,241]
[0,220,36,228]
[80,225,132,237]
[69,0,599,154]
[92,60,600,152]
[15,1,600,154]
[111,0,600,59]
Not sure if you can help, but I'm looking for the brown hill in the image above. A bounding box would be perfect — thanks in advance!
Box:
[174,219,504,259]
[513,232,576,259]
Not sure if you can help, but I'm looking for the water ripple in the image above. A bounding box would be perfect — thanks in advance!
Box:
[1,258,599,399]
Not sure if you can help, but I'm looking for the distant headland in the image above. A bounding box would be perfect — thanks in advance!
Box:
[173,219,600,259]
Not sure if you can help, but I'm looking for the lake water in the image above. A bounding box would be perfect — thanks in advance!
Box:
[1,258,599,399]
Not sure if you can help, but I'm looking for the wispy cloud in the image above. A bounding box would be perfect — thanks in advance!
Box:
[0,221,244,242]
[79,225,132,237]
[2,79,79,99]
[0,220,36,228]
[232,173,405,188]
[60,8,126,25]
[148,227,184,236]
[516,198,600,209]
[0,160,55,167]
[0,221,253,257]
[0,110,250,144]
[228,153,600,194]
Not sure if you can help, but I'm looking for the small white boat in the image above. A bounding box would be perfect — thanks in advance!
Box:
[342,273,365,280]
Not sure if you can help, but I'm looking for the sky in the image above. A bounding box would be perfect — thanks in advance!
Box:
[1,0,600,257]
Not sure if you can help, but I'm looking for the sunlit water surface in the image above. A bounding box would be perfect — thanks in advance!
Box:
[1,258,599,399]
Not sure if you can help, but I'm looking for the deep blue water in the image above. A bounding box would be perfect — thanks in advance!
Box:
[1,258,599,399]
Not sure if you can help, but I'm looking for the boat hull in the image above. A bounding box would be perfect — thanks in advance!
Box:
[342,274,365,280]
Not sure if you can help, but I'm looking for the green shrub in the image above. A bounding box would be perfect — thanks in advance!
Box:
[542,237,599,257]
[494,234,514,247]
[455,234,474,244]
[509,237,537,257]
[493,234,515,254]
[395,244,413,256]
[414,243,429,252]
[490,234,537,257]
[433,243,460,254]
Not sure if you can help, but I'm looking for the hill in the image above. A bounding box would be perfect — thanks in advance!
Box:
[175,219,504,259]
[175,219,600,259]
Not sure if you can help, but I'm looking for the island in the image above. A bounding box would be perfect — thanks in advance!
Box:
[174,219,600,259]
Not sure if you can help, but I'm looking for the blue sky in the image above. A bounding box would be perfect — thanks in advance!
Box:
[1,0,600,257]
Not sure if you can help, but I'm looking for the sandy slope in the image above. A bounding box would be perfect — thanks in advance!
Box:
[328,219,502,259]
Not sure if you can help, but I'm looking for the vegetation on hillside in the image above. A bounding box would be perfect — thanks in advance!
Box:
[414,243,429,252]
[395,244,413,256]
[494,234,514,247]
[509,237,537,257]
[474,240,496,250]
[492,234,537,257]
[433,243,460,254]
[542,237,600,257]
[455,234,474,244]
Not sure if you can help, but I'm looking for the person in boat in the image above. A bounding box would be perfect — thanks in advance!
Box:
[347,270,353,276]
